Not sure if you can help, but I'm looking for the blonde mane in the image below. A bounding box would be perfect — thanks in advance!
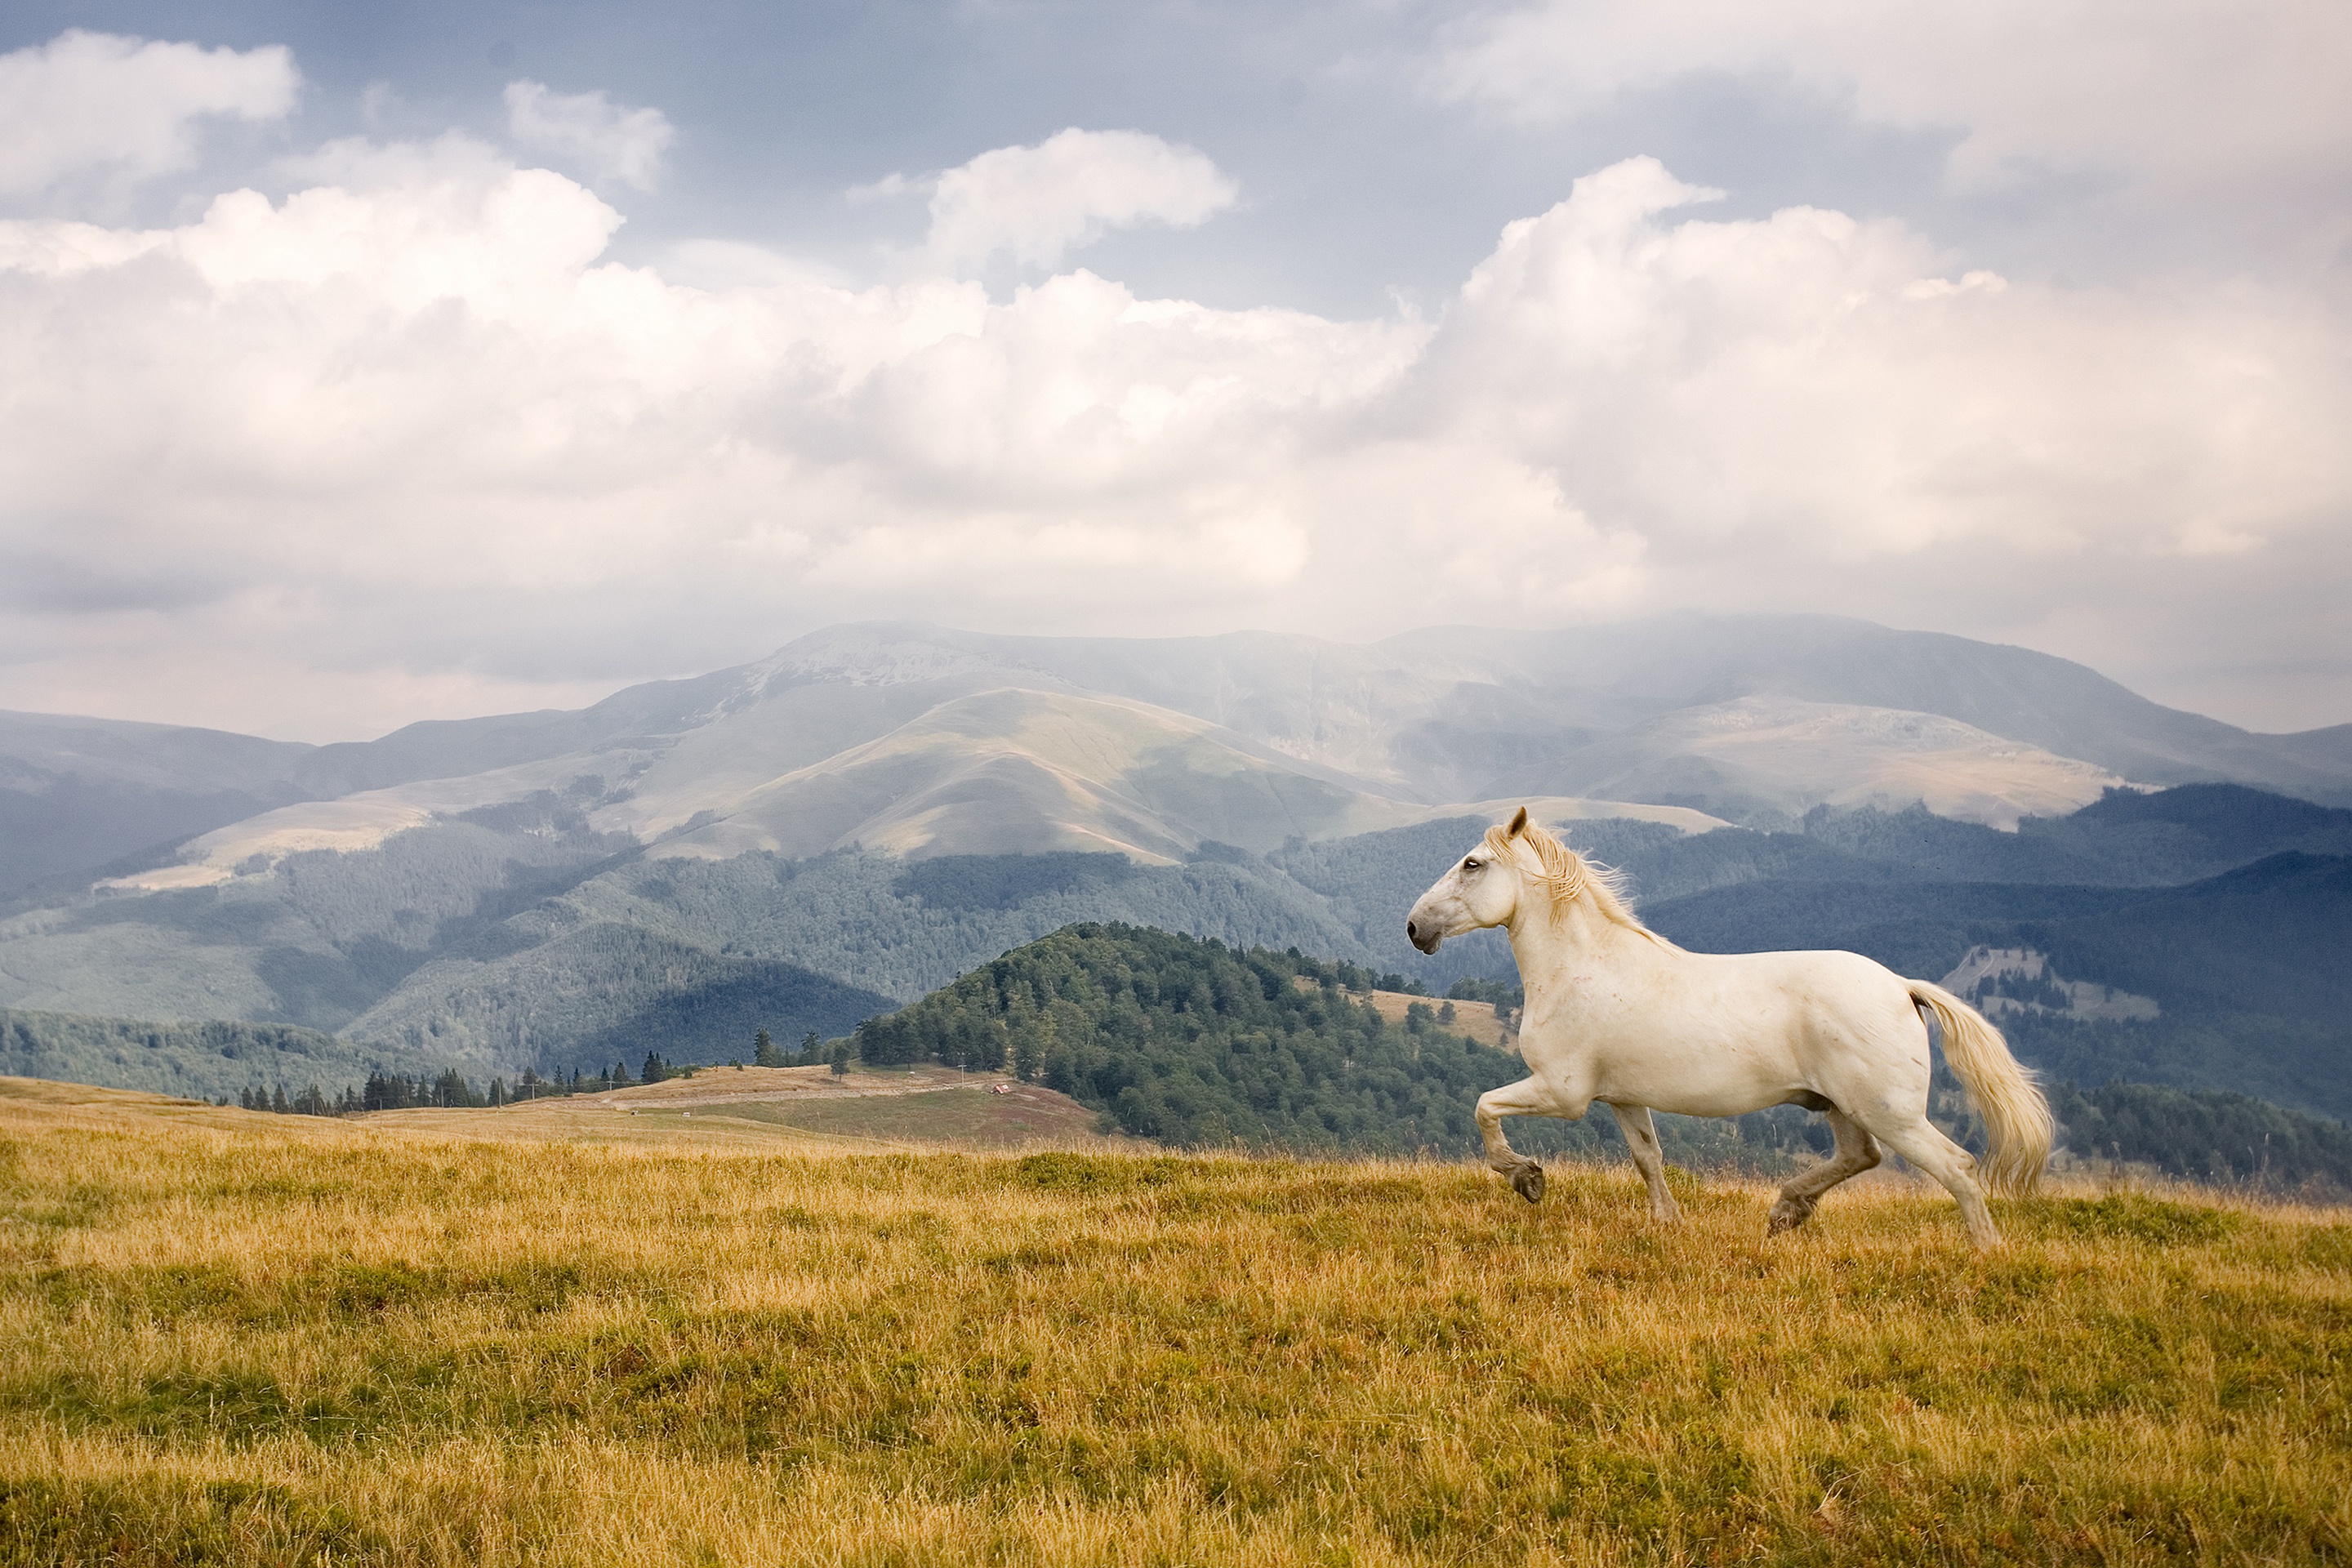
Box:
[1482,818,1678,949]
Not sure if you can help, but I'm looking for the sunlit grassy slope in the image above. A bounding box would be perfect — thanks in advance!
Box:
[3,1077,2347,1566]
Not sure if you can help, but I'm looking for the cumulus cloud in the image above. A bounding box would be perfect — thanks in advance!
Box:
[0,30,297,196]
[0,138,2345,737]
[1432,0,2352,210]
[907,128,1240,275]
[504,80,675,192]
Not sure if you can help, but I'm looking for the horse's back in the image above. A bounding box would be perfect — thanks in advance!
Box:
[1668,943,1918,1017]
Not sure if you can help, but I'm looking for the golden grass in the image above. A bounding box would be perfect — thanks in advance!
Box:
[2,1076,2347,1566]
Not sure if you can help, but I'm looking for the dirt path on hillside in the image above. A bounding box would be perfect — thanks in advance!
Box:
[529,1063,1017,1114]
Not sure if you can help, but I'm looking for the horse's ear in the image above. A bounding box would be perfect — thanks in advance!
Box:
[1506,806,1528,837]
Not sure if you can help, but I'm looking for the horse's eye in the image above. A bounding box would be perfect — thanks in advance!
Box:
[1463,858,1480,870]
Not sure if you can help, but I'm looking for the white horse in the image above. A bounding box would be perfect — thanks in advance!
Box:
[1406,808,2052,1247]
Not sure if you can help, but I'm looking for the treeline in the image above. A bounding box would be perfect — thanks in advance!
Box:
[2051,1080,2352,1196]
[2,1004,437,1107]
[231,1051,730,1118]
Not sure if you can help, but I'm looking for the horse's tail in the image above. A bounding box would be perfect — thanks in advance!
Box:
[1908,981,2054,1198]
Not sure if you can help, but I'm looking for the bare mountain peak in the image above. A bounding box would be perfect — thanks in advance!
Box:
[752,622,1059,691]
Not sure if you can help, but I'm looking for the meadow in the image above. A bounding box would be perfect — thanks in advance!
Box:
[2,1076,2346,1566]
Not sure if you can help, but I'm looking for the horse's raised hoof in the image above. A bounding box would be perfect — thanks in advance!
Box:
[1766,1194,1815,1235]
[1510,1164,1546,1205]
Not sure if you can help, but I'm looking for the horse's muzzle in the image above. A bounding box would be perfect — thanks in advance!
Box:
[1407,919,1440,955]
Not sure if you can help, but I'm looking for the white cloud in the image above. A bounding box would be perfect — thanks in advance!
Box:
[0,144,2345,737]
[504,80,675,192]
[1433,1,2352,212]
[915,128,1240,274]
[0,30,297,196]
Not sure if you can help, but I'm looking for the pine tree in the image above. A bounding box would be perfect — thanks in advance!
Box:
[270,1085,288,1115]
[754,1029,784,1067]
[800,1031,821,1059]
[642,1051,666,1085]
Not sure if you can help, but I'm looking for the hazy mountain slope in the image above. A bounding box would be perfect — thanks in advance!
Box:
[1780,786,2352,888]
[345,922,897,1080]
[1489,696,2123,828]
[2274,722,2352,771]
[0,1008,439,1103]
[0,795,634,1028]
[1383,618,2352,802]
[0,710,315,796]
[95,668,1709,894]
[0,711,319,894]
[291,684,714,795]
[13,616,2346,908]
[649,686,1377,863]
[755,619,2352,813]
[2016,782,2352,878]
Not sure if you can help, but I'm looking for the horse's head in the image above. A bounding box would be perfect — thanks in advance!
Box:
[1406,806,1535,952]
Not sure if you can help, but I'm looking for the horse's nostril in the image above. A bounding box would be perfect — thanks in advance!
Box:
[1407,921,1419,941]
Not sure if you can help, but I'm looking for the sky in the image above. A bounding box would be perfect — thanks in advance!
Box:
[2,1,2348,742]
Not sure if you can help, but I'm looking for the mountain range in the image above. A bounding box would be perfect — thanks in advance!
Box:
[11,615,2351,904]
[2,616,2346,1115]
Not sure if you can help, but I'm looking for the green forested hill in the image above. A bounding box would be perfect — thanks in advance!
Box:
[854,922,1503,1154]
[2051,1080,2352,1192]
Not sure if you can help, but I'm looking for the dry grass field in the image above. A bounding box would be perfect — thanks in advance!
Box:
[2,1075,2346,1566]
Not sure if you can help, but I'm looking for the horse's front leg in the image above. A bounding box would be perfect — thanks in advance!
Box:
[1476,1076,1570,1204]
[1608,1104,1681,1223]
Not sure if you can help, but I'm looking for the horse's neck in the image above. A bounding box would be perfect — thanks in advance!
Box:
[1509,898,1646,1017]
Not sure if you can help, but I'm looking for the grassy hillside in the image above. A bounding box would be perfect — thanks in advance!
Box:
[2,1079,2345,1566]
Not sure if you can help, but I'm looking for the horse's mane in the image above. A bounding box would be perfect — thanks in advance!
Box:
[1482,817,1679,950]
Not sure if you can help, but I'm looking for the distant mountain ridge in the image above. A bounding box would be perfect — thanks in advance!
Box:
[8,614,2349,900]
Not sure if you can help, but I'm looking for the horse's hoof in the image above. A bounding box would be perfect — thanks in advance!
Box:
[1766,1197,1813,1236]
[1511,1164,1546,1205]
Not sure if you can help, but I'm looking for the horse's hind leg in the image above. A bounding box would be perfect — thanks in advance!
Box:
[1608,1104,1680,1222]
[1476,1077,1557,1203]
[1869,1116,1999,1249]
[1767,1109,1881,1236]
